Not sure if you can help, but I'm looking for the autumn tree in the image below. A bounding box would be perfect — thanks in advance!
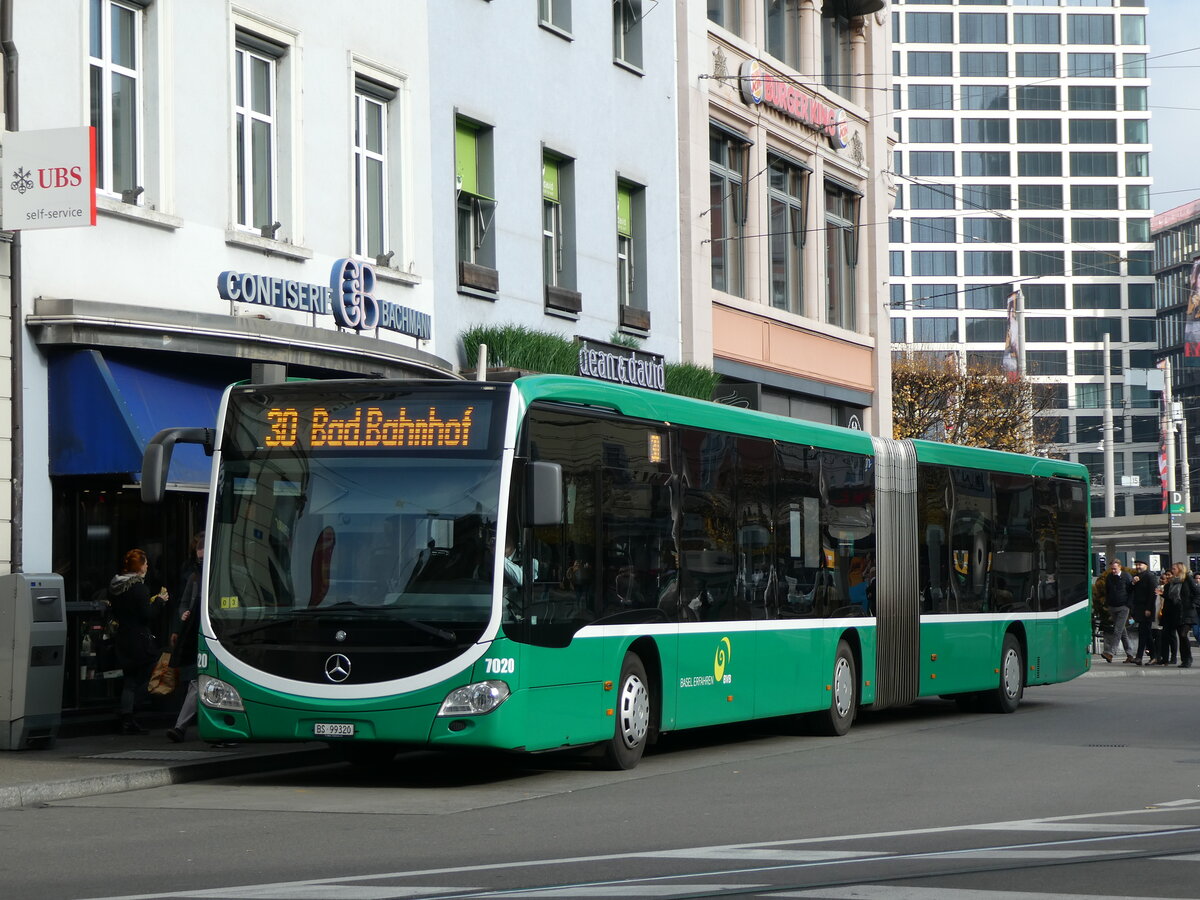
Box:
[892,352,1061,455]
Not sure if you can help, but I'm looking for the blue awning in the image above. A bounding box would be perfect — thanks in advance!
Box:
[49,350,224,485]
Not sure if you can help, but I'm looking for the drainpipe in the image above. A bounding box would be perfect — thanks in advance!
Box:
[1,0,22,573]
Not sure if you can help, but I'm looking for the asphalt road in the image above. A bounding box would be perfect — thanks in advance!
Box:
[4,662,1199,900]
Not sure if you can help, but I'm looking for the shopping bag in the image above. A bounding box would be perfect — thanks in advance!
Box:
[147,651,179,696]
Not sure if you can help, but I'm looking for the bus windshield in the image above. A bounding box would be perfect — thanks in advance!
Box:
[207,384,507,684]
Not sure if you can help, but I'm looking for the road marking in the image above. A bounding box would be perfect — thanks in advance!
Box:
[178,888,475,899]
[966,823,1162,833]
[777,888,1162,899]
[643,850,880,862]
[477,887,767,898]
[922,850,1125,860]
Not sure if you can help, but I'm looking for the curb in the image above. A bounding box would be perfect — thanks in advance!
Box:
[0,744,337,810]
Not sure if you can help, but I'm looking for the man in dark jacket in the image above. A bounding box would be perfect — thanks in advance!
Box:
[1103,559,1134,663]
[1129,559,1157,665]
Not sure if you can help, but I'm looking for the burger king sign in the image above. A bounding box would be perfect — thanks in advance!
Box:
[738,60,850,150]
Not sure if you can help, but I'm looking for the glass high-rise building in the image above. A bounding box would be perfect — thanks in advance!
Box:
[889,0,1157,520]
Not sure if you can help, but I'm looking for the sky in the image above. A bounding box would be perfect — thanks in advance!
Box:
[1146,0,1200,215]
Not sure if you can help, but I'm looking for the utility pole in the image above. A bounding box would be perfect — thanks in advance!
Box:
[1103,335,1115,518]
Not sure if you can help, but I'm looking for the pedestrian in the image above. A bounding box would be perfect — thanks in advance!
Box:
[108,548,168,735]
[1161,561,1198,668]
[1101,558,1134,664]
[167,531,204,743]
[1129,559,1157,665]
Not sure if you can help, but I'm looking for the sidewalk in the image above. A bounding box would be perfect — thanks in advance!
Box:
[0,727,335,809]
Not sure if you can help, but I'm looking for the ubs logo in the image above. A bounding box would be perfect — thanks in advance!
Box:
[324,653,352,683]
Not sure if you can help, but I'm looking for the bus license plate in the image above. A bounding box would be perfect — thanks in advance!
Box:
[313,723,355,737]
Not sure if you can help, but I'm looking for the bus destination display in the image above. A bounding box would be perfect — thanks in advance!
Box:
[257,401,489,451]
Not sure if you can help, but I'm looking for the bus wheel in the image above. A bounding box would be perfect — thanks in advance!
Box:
[812,640,857,736]
[602,653,651,770]
[984,633,1024,714]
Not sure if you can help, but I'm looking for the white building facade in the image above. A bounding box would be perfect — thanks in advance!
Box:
[0,0,680,719]
[889,0,1157,520]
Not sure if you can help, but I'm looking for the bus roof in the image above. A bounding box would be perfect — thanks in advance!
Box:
[511,374,1088,482]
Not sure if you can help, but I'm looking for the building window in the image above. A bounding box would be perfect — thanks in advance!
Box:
[1122,53,1147,77]
[962,119,1009,143]
[825,181,859,330]
[1020,218,1064,243]
[1075,218,1118,243]
[1025,318,1066,343]
[1069,85,1116,111]
[1069,119,1117,143]
[1017,120,1061,143]
[1127,251,1153,275]
[1121,14,1146,44]
[1023,284,1066,309]
[1014,14,1059,43]
[821,3,853,98]
[233,36,281,233]
[891,317,906,344]
[965,284,1009,310]
[1071,185,1118,209]
[910,151,955,176]
[962,152,1010,177]
[1073,284,1121,309]
[768,154,807,315]
[710,127,749,296]
[912,251,957,277]
[708,0,741,35]
[1127,218,1151,242]
[543,153,579,308]
[89,0,142,199]
[962,86,1008,111]
[1073,251,1121,276]
[766,0,801,67]
[352,77,396,263]
[911,218,956,243]
[539,0,572,34]
[911,185,955,209]
[1067,14,1114,44]
[1016,86,1060,110]
[965,251,1012,276]
[1128,317,1155,341]
[613,0,643,69]
[456,118,497,285]
[960,52,1007,77]
[1021,250,1064,276]
[1128,284,1153,308]
[890,251,905,277]
[959,13,1006,43]
[1127,183,1150,208]
[907,12,953,43]
[962,184,1009,211]
[909,52,953,76]
[1069,152,1117,176]
[1027,351,1067,376]
[1124,120,1149,143]
[910,85,953,110]
[1124,85,1148,110]
[1016,53,1059,78]
[912,284,957,310]
[617,180,647,319]
[1019,184,1063,210]
[1074,318,1121,342]
[914,318,959,344]
[1068,53,1115,77]
[910,119,954,142]
[966,318,1006,343]
[1125,152,1149,177]
[962,219,1011,243]
[1018,152,1063,177]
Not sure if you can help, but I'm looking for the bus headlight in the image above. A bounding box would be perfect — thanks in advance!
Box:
[199,674,244,712]
[437,681,510,716]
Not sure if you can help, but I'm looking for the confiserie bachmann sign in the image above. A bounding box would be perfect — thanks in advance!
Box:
[577,338,665,391]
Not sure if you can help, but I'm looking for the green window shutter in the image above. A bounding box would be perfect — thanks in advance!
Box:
[542,157,560,202]
[617,185,633,237]
[456,123,478,196]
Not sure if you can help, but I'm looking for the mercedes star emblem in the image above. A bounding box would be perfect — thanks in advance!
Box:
[324,653,351,683]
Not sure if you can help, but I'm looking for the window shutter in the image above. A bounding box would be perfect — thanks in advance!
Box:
[542,157,559,203]
[455,123,478,196]
[617,185,633,238]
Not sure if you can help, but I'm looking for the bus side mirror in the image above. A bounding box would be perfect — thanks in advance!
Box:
[141,427,215,503]
[526,461,563,527]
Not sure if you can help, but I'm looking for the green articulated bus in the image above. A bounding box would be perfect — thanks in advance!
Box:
[142,374,1093,769]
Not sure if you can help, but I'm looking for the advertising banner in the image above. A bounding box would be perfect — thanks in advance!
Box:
[1185,258,1200,366]
[2,127,96,231]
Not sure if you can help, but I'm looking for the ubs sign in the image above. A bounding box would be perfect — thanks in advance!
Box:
[739,60,850,150]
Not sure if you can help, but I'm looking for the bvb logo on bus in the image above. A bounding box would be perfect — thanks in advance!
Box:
[714,637,732,684]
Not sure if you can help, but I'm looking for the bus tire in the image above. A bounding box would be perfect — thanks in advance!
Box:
[811,639,857,736]
[602,652,651,770]
[984,632,1024,714]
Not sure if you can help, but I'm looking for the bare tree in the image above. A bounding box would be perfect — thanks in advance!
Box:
[892,352,1060,455]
